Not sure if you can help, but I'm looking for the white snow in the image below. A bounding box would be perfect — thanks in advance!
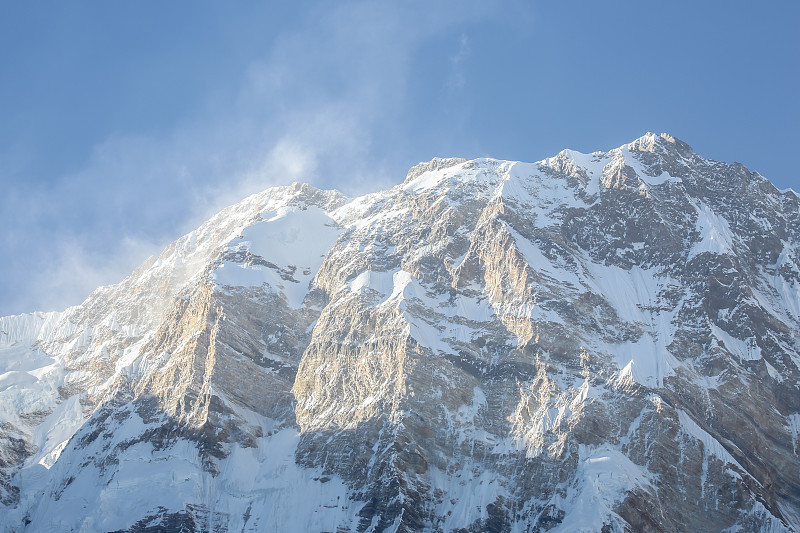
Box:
[619,143,682,186]
[689,200,735,258]
[611,337,679,390]
[429,463,509,531]
[545,444,652,533]
[212,206,343,307]
[401,158,503,194]
[13,404,364,533]
[539,149,610,200]
[357,268,499,357]
[28,395,85,469]
[581,262,681,388]
[752,241,800,330]
[347,270,395,296]
[504,224,582,288]
[711,324,762,361]
[787,413,800,455]
[448,386,491,446]
[499,161,586,227]
[403,165,454,193]
[0,311,64,348]
[583,263,661,324]
[677,409,745,474]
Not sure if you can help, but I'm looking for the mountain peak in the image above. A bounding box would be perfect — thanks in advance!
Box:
[627,131,694,158]
[404,157,469,184]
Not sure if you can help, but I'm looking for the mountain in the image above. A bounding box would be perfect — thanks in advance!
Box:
[1,132,799,532]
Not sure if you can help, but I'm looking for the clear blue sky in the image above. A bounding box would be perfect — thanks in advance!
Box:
[1,1,798,316]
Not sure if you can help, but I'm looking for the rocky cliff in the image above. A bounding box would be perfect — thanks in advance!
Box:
[1,133,798,532]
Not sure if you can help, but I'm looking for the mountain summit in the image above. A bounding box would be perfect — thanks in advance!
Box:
[1,134,799,532]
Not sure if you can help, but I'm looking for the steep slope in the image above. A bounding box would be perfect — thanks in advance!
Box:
[1,133,799,532]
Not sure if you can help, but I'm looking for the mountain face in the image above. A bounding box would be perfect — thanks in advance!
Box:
[1,132,799,532]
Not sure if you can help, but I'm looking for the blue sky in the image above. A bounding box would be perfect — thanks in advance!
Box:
[1,1,798,316]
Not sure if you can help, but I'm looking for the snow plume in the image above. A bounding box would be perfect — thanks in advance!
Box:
[0,0,510,317]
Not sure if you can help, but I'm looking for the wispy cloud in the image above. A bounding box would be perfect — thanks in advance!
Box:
[447,34,471,91]
[0,0,499,316]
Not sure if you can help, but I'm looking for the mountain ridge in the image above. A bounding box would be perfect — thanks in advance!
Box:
[1,133,799,532]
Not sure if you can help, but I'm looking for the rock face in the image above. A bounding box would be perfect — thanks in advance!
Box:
[1,132,799,532]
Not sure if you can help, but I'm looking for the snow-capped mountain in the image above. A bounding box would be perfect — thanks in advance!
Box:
[1,132,799,532]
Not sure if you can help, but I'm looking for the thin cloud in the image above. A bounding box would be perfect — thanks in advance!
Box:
[0,1,499,316]
[447,34,471,91]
